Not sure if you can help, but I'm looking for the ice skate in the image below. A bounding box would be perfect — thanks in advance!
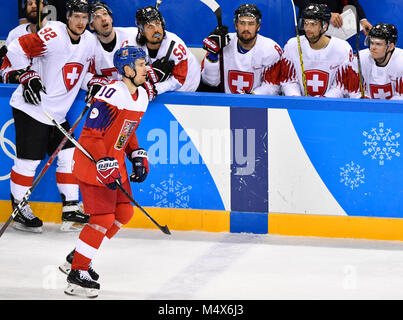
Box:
[60,194,89,232]
[64,269,100,298]
[11,194,43,233]
[59,249,99,281]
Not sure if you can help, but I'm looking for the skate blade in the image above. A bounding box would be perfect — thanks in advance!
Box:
[60,221,85,232]
[64,283,99,298]
[12,222,43,233]
[59,261,71,275]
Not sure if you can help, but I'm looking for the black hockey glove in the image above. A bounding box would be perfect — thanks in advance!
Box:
[85,75,109,103]
[203,25,230,54]
[129,149,149,183]
[3,70,21,84]
[147,58,175,84]
[19,70,46,105]
[142,81,158,101]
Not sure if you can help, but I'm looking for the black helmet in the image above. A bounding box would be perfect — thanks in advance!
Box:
[135,6,165,31]
[367,23,398,45]
[66,0,89,17]
[234,4,262,25]
[302,3,331,24]
[89,1,112,22]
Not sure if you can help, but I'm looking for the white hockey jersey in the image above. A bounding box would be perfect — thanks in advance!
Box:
[138,31,201,93]
[201,33,283,94]
[332,48,403,100]
[6,21,97,125]
[280,35,353,97]
[92,27,138,80]
[1,23,36,82]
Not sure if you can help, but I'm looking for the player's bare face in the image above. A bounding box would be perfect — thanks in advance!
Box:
[235,17,259,45]
[143,20,164,45]
[91,9,113,37]
[68,12,89,36]
[26,0,44,24]
[369,38,389,60]
[133,58,147,85]
[303,19,322,43]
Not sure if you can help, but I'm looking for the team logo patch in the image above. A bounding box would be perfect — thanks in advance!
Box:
[62,63,84,91]
[305,69,329,97]
[370,83,393,99]
[114,119,137,150]
[89,108,99,119]
[228,70,254,94]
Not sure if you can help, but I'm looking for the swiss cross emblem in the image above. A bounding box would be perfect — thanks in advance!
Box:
[370,83,393,99]
[305,69,329,97]
[228,70,254,94]
[62,63,83,91]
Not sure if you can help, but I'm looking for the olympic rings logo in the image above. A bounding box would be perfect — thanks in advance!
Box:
[0,118,16,181]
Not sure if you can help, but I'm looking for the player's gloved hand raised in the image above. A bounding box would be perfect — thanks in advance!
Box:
[96,157,121,190]
[19,70,46,105]
[85,75,109,103]
[147,58,175,84]
[129,148,149,183]
[142,81,158,101]
[203,25,230,54]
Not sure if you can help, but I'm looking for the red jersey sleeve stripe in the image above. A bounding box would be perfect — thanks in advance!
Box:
[172,59,188,85]
[18,33,46,58]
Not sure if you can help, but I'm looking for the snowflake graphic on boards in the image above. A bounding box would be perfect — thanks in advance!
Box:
[150,173,192,208]
[340,161,365,190]
[362,122,400,165]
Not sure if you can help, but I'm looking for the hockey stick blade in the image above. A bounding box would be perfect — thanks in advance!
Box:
[200,0,222,26]
[0,102,90,238]
[43,110,171,236]
[115,180,171,235]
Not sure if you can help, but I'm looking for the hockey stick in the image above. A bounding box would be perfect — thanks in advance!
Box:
[290,0,308,96]
[353,6,365,99]
[0,102,90,238]
[155,0,162,10]
[200,0,225,92]
[36,0,42,30]
[43,110,171,235]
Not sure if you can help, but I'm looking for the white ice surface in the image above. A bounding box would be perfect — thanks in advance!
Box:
[1,223,403,300]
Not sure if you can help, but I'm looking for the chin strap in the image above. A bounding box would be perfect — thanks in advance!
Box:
[124,71,140,87]
[376,47,394,67]
[307,23,328,45]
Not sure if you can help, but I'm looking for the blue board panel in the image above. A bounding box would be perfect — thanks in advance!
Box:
[288,109,403,218]
[230,107,268,213]
[230,211,268,234]
[129,103,225,211]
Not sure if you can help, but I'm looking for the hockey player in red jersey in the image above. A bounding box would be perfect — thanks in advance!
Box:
[135,5,200,97]
[201,4,282,95]
[62,46,150,298]
[4,0,105,232]
[280,3,354,97]
[332,23,403,99]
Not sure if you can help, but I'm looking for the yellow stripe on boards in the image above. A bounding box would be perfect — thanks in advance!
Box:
[268,213,403,241]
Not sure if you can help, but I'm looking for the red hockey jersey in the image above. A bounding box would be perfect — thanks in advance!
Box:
[73,80,149,186]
